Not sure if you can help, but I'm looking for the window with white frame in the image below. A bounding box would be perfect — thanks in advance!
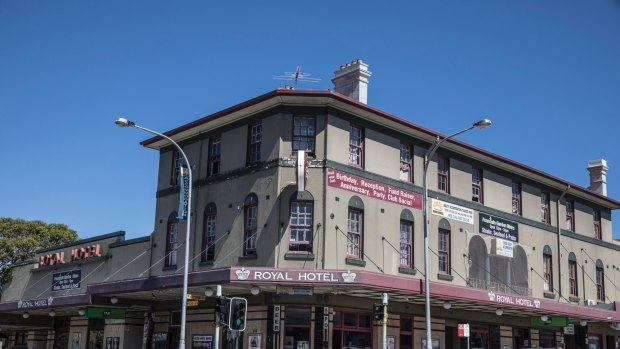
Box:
[289,201,313,252]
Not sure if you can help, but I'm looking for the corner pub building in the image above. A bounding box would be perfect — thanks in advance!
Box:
[2,60,620,349]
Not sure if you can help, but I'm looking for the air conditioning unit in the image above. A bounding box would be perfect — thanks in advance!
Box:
[585,299,597,306]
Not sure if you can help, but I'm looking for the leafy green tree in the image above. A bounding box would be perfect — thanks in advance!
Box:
[0,218,78,289]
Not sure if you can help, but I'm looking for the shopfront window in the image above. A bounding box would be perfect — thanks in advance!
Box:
[513,328,530,349]
[284,308,311,349]
[539,330,556,348]
[333,310,372,349]
[461,325,488,349]
[87,319,104,349]
[588,334,602,349]
[400,317,413,349]
[53,318,71,349]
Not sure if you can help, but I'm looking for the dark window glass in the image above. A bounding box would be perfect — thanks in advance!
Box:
[438,228,450,274]
[569,260,578,297]
[349,125,364,167]
[400,143,412,182]
[292,116,316,154]
[347,208,363,259]
[165,219,179,267]
[209,136,222,176]
[594,210,602,239]
[543,252,553,292]
[438,156,449,193]
[248,123,262,165]
[512,182,522,215]
[541,192,550,224]
[244,195,258,256]
[202,205,216,262]
[289,201,313,252]
[400,220,413,268]
[472,167,483,203]
[566,201,575,231]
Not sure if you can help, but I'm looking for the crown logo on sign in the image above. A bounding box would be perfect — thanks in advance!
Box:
[488,291,496,302]
[341,270,357,283]
[534,299,540,309]
[17,300,23,309]
[235,268,250,280]
[48,296,54,306]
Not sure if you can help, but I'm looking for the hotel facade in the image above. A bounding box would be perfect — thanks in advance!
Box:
[2,60,620,349]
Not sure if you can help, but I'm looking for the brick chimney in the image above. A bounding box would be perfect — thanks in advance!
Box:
[332,59,372,104]
[587,159,608,196]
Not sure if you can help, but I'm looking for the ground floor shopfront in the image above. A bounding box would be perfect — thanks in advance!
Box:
[2,304,619,349]
[2,267,620,349]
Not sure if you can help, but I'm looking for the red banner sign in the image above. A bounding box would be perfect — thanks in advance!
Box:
[327,169,422,210]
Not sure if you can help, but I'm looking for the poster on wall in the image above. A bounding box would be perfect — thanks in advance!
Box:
[71,333,81,349]
[387,336,395,349]
[431,199,474,224]
[284,336,294,349]
[105,337,120,349]
[151,332,168,349]
[191,335,212,349]
[296,340,310,349]
[421,338,440,349]
[248,334,261,349]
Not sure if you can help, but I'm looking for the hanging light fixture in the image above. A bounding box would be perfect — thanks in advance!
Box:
[22,312,30,319]
[49,310,56,317]
[580,320,588,326]
[204,288,214,297]
[541,315,549,322]
[250,286,260,295]
[495,308,503,316]
[110,296,119,304]
[78,309,85,316]
[442,302,452,310]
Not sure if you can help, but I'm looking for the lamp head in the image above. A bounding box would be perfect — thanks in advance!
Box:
[115,117,135,128]
[473,119,492,129]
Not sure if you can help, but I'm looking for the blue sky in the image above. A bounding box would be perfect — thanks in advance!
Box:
[1,1,619,239]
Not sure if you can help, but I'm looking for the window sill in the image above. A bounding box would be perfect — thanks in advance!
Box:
[239,255,257,261]
[543,292,555,299]
[162,265,177,271]
[284,253,315,261]
[199,260,214,267]
[345,258,366,267]
[437,273,454,282]
[398,267,417,276]
[569,296,581,303]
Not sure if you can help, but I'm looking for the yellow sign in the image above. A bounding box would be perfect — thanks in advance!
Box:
[187,294,207,301]
[187,300,199,307]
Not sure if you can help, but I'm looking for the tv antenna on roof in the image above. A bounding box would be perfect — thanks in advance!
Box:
[273,66,321,87]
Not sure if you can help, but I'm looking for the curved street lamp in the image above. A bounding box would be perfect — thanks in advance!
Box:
[422,119,491,349]
[115,117,193,349]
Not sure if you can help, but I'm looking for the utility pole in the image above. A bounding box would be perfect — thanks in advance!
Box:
[215,285,222,349]
[382,293,388,349]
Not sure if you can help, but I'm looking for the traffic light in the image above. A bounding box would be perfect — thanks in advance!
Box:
[215,296,229,324]
[229,297,247,331]
[373,304,384,321]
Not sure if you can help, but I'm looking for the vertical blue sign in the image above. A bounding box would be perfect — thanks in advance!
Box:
[178,165,189,220]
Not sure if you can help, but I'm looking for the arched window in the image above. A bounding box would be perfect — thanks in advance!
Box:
[244,194,258,256]
[511,245,529,295]
[202,203,217,262]
[543,245,553,292]
[289,191,314,252]
[596,259,605,301]
[568,252,578,297]
[438,219,451,274]
[400,210,414,268]
[347,196,364,259]
[468,236,488,285]
[165,212,179,267]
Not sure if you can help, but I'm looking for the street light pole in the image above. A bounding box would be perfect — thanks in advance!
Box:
[422,119,491,349]
[115,117,193,349]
